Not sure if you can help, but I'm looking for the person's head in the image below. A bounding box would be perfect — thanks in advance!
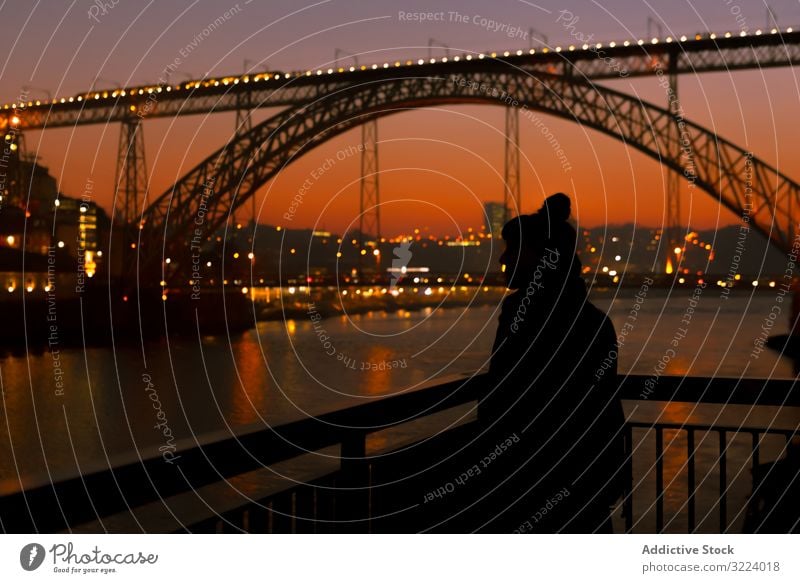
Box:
[499,192,581,289]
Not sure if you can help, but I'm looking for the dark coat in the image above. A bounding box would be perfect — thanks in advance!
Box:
[462,269,626,532]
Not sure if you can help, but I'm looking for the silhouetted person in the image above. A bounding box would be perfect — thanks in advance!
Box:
[434,193,626,533]
[743,438,800,533]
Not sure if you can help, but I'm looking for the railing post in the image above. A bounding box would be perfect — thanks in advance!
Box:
[656,428,664,533]
[687,429,696,533]
[624,425,634,533]
[338,431,370,532]
[719,430,727,532]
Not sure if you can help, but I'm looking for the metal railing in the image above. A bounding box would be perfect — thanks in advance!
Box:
[0,374,797,533]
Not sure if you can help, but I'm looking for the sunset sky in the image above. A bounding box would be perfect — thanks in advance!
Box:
[2,0,799,237]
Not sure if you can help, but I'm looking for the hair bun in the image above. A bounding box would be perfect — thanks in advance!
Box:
[537,192,571,223]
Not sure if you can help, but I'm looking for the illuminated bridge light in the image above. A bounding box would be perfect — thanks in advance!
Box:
[638,39,644,45]
[466,54,473,60]
[740,30,747,36]
[582,44,589,50]
[651,37,659,44]
[418,59,424,65]
[623,40,630,46]
[724,32,731,38]
[756,29,762,35]
[478,53,485,58]
[442,57,448,62]
[327,68,333,74]
[503,51,510,57]
[490,52,497,57]
[771,28,778,34]
[709,33,717,39]
[383,62,389,68]
[568,45,575,51]
[371,64,377,69]
[666,36,673,42]
[429,58,436,63]
[680,35,687,42]
[609,41,616,47]
[516,49,522,56]
[528,49,535,54]
[453,56,460,61]
[555,47,561,52]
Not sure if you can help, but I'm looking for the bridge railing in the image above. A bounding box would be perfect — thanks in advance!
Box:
[0,374,797,533]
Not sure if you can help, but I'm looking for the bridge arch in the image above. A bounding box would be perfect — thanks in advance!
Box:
[140,66,799,281]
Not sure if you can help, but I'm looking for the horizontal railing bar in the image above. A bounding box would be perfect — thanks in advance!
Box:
[617,374,800,407]
[627,422,796,435]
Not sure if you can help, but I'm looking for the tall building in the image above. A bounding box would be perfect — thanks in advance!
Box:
[483,202,507,275]
[483,202,507,237]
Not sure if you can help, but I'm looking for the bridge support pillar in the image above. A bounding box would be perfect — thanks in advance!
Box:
[115,116,148,227]
[504,106,520,223]
[358,119,380,279]
[113,116,148,280]
[665,54,682,275]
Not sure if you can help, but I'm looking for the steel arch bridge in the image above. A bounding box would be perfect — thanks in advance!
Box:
[4,28,799,284]
[139,61,799,284]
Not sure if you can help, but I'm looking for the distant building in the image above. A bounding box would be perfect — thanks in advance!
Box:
[0,159,109,275]
[483,202,506,236]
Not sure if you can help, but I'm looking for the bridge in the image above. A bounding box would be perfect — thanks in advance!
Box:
[3,27,800,287]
